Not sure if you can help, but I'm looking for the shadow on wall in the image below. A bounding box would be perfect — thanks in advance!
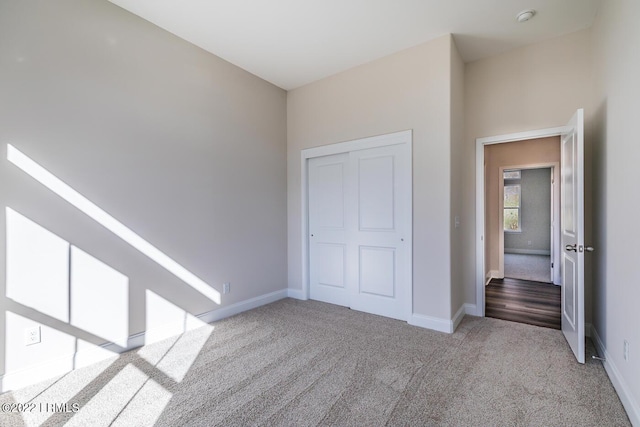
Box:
[590,98,607,341]
[1,144,220,422]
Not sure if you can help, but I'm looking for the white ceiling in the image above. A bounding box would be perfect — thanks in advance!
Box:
[109,0,601,90]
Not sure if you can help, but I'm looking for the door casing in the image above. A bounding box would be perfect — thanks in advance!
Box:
[498,163,560,285]
[475,126,567,316]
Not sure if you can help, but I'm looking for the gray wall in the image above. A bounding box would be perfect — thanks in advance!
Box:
[504,168,551,254]
[0,0,286,385]
[591,0,640,416]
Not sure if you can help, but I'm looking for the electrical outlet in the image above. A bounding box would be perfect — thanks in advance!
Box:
[223,282,230,294]
[527,240,532,246]
[454,216,460,229]
[623,340,629,361]
[25,326,41,346]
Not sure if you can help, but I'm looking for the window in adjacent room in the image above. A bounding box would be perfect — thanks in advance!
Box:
[504,170,521,232]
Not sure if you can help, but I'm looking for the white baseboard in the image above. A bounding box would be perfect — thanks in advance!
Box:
[591,325,639,426]
[505,248,551,255]
[464,303,479,317]
[106,289,290,352]
[451,303,479,332]
[452,305,466,332]
[409,313,452,333]
[287,288,307,300]
[486,270,500,286]
[0,288,289,393]
[411,303,479,334]
[197,289,288,324]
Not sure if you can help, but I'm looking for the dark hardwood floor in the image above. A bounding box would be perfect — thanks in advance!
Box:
[485,278,561,330]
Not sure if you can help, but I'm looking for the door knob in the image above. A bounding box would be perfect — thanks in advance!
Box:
[565,244,577,252]
[585,246,595,252]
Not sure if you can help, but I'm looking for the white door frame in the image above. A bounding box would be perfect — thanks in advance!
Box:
[301,130,413,319]
[476,126,567,316]
[498,162,560,284]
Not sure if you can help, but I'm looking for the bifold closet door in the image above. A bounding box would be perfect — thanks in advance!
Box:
[308,143,409,321]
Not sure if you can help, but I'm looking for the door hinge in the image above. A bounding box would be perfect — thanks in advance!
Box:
[551,262,554,268]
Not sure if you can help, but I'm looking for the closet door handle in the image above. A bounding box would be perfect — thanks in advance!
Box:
[565,244,577,252]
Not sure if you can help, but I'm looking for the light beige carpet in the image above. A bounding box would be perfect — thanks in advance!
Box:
[0,299,630,426]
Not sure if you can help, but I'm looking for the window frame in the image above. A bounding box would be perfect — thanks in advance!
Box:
[503,182,522,232]
[503,170,521,180]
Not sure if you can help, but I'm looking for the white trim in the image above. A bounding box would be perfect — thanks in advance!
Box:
[102,331,145,353]
[196,289,288,324]
[452,304,466,332]
[0,345,119,392]
[287,288,307,300]
[409,313,452,333]
[102,289,288,352]
[0,289,288,392]
[301,130,413,323]
[476,126,565,317]
[486,269,500,281]
[591,326,640,426]
[498,162,560,282]
[302,130,411,159]
[464,303,479,317]
[477,126,568,145]
[411,303,477,334]
[504,248,551,255]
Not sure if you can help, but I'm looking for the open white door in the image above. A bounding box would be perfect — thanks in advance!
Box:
[560,108,586,363]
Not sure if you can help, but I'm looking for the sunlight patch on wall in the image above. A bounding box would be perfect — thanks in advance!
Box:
[144,290,209,345]
[7,144,221,304]
[3,210,124,392]
[71,247,129,348]
[6,207,70,322]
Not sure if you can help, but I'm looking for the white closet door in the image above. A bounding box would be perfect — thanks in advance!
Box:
[308,153,350,307]
[348,144,410,321]
[308,140,410,321]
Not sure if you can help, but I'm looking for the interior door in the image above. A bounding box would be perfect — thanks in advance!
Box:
[561,108,585,363]
[348,144,410,321]
[308,153,350,307]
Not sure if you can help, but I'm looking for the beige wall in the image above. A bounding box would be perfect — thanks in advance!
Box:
[0,0,286,385]
[484,137,560,275]
[449,38,469,315]
[287,35,454,320]
[465,29,595,316]
[591,0,640,419]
